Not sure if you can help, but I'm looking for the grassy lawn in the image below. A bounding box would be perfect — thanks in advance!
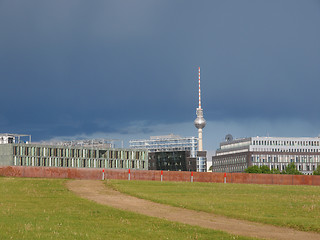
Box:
[0,178,255,240]
[108,180,320,233]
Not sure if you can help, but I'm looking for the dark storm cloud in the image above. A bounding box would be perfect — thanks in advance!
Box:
[0,0,319,145]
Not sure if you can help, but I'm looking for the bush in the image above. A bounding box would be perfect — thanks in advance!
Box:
[245,165,273,174]
[245,165,262,173]
[260,165,271,174]
[244,163,302,175]
[271,168,281,174]
[281,163,303,175]
[313,165,320,175]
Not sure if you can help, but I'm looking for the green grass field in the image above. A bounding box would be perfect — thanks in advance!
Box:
[0,178,255,240]
[108,180,320,233]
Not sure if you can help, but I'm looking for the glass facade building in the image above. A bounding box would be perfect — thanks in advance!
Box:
[0,134,148,170]
[130,134,206,172]
[148,151,196,171]
[130,134,197,154]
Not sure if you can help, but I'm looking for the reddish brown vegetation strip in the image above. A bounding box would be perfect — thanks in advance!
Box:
[66,180,320,240]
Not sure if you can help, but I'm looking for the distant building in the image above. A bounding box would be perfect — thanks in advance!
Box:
[0,133,31,144]
[212,135,320,175]
[148,151,196,172]
[130,134,198,153]
[130,134,206,172]
[0,133,147,170]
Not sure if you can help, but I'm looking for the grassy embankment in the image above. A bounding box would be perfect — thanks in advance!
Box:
[0,177,255,240]
[108,180,320,233]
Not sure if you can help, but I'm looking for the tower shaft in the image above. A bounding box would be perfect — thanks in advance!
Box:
[198,128,203,151]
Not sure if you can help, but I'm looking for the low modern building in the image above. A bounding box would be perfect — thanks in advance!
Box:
[0,133,148,170]
[212,135,320,175]
[130,134,207,172]
[147,151,196,172]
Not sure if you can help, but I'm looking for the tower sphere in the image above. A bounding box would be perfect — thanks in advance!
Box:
[194,116,206,129]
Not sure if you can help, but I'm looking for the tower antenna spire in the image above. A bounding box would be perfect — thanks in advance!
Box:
[198,67,201,109]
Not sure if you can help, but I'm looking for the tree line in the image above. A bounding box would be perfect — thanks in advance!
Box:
[245,163,320,175]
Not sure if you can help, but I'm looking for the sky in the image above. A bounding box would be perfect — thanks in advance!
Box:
[1,0,320,153]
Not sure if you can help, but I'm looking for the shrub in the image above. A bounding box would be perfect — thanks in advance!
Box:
[313,165,320,175]
[244,165,262,173]
[281,163,303,175]
[244,163,303,175]
[260,165,271,174]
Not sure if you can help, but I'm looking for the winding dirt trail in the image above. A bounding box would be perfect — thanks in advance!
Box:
[66,180,320,240]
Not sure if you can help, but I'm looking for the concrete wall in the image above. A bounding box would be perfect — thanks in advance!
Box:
[1,166,320,186]
[0,145,13,166]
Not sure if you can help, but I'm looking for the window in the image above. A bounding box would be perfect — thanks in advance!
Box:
[13,146,18,155]
[36,148,41,156]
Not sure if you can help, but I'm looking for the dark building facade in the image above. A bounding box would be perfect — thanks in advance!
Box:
[148,150,197,171]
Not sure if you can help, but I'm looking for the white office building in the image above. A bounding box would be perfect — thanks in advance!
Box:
[212,135,320,175]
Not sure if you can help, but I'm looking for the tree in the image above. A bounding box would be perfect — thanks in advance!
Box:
[281,163,303,175]
[244,165,300,175]
[208,165,213,172]
[245,165,262,173]
[260,165,271,174]
[313,165,320,175]
[271,168,281,174]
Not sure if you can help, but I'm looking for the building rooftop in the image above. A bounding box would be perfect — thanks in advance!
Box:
[129,134,198,153]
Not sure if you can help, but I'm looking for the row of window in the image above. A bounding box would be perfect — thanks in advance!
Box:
[212,164,246,173]
[252,140,320,147]
[213,155,247,166]
[216,148,248,156]
[14,156,146,169]
[251,155,320,163]
[254,163,317,172]
[220,141,250,150]
[252,148,319,153]
[13,146,146,160]
[197,157,207,172]
[130,139,197,152]
[148,147,195,152]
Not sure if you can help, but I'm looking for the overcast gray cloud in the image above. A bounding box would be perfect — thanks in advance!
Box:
[0,0,319,151]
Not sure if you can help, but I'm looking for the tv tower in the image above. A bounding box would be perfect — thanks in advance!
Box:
[194,67,206,151]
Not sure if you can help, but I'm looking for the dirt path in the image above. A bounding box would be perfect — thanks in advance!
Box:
[66,180,320,240]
